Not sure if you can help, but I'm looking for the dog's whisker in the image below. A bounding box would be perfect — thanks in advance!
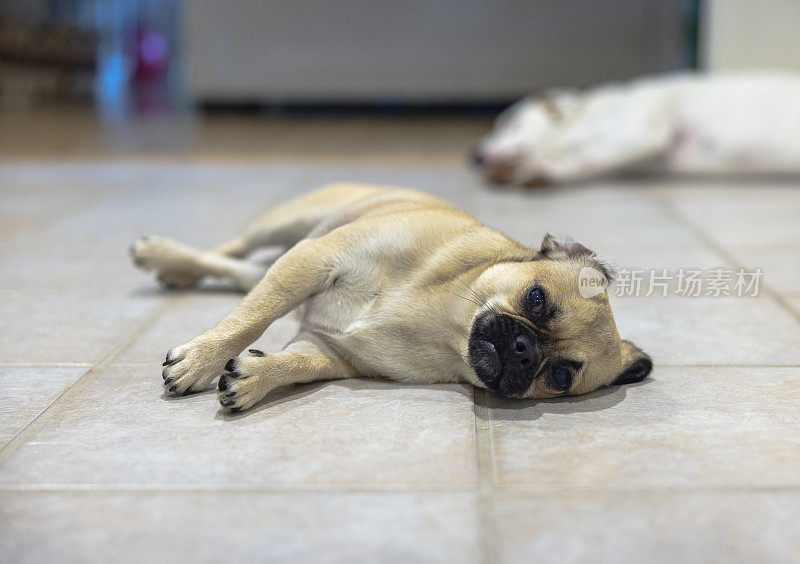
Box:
[456,277,504,319]
[431,351,470,362]
[456,277,491,308]
[447,288,482,308]
[452,325,470,341]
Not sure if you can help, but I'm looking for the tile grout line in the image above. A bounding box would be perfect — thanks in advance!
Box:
[1,482,798,494]
[0,483,477,493]
[764,290,800,325]
[651,194,800,326]
[0,363,94,368]
[646,192,740,270]
[0,155,470,170]
[0,295,181,466]
[488,483,800,493]
[473,387,497,564]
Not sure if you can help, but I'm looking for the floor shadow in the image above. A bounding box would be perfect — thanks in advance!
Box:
[481,378,652,422]
[160,387,218,401]
[161,373,649,422]
[214,377,474,421]
[129,283,246,298]
[215,381,330,421]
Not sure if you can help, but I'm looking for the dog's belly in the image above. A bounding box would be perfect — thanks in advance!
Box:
[298,280,447,383]
[299,265,380,336]
[301,296,407,381]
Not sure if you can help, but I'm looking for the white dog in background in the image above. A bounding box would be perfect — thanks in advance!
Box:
[474,72,800,186]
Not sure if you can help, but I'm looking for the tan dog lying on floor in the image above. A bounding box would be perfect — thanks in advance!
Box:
[130,183,651,411]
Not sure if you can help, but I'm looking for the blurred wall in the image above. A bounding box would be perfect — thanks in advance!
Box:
[701,0,800,71]
[184,0,691,104]
[0,0,97,109]
[1,0,50,22]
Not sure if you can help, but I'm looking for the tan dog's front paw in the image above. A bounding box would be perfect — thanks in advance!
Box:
[161,339,232,395]
[217,350,276,412]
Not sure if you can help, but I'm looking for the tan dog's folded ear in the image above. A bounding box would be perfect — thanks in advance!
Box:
[612,340,653,386]
[539,233,595,259]
[539,233,617,282]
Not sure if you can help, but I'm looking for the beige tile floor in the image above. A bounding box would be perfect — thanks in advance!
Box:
[1,130,799,562]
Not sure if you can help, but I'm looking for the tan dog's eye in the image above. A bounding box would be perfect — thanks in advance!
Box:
[524,286,546,317]
[549,366,572,392]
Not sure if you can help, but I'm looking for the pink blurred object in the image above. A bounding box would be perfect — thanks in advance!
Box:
[134,25,169,81]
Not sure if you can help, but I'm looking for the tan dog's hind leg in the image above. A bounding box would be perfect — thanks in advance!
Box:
[128,206,324,291]
[131,183,385,290]
[217,332,355,411]
[161,235,343,395]
[130,235,267,291]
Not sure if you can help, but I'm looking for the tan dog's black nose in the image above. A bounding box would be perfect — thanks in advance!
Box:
[509,334,536,371]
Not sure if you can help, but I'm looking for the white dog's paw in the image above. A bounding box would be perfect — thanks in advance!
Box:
[161,338,232,395]
[129,235,203,289]
[217,350,276,412]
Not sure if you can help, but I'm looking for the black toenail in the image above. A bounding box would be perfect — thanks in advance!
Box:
[230,407,241,413]
[164,377,174,385]
[248,349,265,357]
[182,388,194,396]
[162,369,168,380]
[225,359,236,372]
[168,385,178,393]
[218,377,228,391]
[225,391,235,398]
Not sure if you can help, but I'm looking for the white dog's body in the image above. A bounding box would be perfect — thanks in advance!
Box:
[476,73,800,185]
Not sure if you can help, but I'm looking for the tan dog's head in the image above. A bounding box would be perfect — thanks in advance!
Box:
[467,234,651,398]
